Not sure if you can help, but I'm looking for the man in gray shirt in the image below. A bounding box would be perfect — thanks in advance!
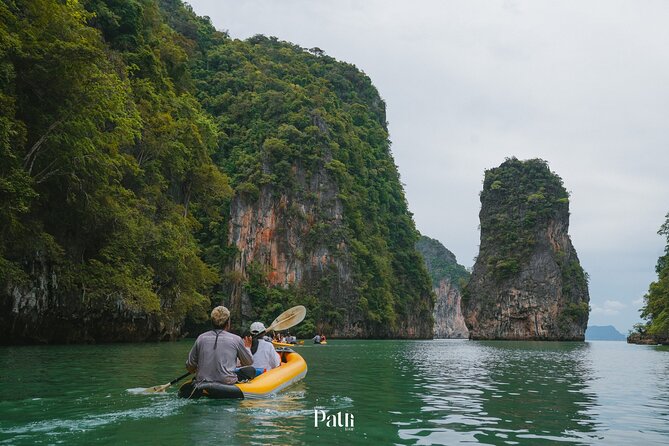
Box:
[186,306,254,384]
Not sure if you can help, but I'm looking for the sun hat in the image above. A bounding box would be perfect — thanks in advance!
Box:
[250,321,266,334]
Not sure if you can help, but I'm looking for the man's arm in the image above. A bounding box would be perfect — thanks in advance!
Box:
[186,340,199,373]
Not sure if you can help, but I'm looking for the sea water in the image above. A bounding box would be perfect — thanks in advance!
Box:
[1,340,668,445]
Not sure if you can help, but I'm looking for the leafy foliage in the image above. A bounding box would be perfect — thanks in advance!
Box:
[415,235,469,289]
[480,158,571,281]
[1,0,230,328]
[640,213,669,338]
[1,0,432,339]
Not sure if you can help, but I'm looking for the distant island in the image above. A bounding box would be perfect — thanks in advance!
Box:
[585,325,625,341]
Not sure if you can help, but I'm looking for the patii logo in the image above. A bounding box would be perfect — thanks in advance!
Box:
[314,409,354,430]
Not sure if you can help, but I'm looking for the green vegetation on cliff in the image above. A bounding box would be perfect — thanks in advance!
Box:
[463,157,589,340]
[640,213,669,339]
[479,158,576,281]
[416,236,469,289]
[192,32,432,335]
[1,0,229,331]
[0,0,432,340]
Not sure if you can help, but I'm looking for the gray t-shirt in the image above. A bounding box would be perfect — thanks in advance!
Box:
[187,330,253,384]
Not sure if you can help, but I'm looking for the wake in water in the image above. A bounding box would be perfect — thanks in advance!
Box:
[0,397,190,439]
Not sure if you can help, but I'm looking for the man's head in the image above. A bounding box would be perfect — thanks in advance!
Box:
[211,306,230,329]
[250,321,266,335]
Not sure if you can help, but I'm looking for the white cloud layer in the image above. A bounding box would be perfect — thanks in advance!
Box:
[187,0,669,332]
[591,300,626,316]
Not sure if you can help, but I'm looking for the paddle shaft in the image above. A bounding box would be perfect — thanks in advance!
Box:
[169,371,191,386]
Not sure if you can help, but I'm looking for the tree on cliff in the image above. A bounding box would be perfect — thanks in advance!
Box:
[0,0,433,342]
[640,212,669,339]
[416,236,469,289]
[1,0,231,342]
[463,158,590,341]
[192,33,433,338]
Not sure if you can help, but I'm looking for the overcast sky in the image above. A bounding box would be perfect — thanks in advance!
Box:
[186,0,669,333]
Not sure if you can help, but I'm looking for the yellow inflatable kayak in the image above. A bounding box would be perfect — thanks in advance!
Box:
[272,341,301,347]
[178,349,307,399]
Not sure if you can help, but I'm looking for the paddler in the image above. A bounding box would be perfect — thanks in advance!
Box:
[186,306,255,384]
[245,322,281,371]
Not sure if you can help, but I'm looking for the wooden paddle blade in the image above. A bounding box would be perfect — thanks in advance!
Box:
[142,371,191,394]
[143,382,171,393]
[267,305,306,332]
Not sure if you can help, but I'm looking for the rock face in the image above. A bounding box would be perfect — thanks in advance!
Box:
[226,159,356,333]
[627,333,666,345]
[463,158,590,341]
[2,257,182,344]
[225,148,434,339]
[416,236,469,338]
[433,279,469,339]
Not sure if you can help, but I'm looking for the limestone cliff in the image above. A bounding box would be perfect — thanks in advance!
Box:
[432,279,469,339]
[226,157,356,333]
[462,158,590,341]
[3,257,183,344]
[203,36,434,339]
[416,236,469,338]
[0,0,434,343]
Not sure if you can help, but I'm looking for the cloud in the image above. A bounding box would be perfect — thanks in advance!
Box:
[591,300,626,316]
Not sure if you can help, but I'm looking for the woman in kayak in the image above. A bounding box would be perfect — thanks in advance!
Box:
[246,322,281,372]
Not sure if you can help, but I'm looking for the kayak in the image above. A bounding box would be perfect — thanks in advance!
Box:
[178,349,307,399]
[314,340,327,344]
[272,341,296,348]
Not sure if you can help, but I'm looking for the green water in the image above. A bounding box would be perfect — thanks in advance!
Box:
[1,340,668,445]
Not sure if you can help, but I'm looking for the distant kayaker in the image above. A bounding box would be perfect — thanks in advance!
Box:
[246,322,281,371]
[312,334,321,344]
[186,306,255,385]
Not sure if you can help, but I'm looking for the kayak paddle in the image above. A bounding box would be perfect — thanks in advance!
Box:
[143,371,191,394]
[263,305,306,334]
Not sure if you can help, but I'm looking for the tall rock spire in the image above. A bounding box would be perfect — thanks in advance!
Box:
[463,158,589,340]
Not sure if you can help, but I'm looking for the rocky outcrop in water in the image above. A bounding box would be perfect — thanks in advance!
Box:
[416,236,469,339]
[462,158,590,341]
